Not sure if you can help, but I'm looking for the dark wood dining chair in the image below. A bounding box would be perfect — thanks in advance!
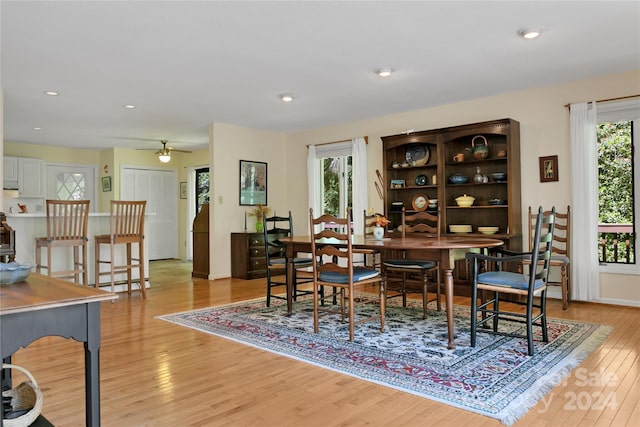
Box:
[263,211,313,307]
[466,206,555,356]
[95,200,146,298]
[521,206,571,309]
[382,207,441,318]
[309,208,386,341]
[35,200,90,284]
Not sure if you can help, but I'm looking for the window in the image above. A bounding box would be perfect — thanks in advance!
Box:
[320,156,352,217]
[597,102,639,274]
[195,167,209,214]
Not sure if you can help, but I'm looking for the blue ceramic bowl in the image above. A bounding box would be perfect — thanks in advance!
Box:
[0,262,33,284]
[492,172,507,182]
[448,174,469,184]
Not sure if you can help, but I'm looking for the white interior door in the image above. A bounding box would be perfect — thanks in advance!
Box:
[121,166,178,260]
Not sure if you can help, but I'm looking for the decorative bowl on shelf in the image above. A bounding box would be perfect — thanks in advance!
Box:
[449,224,472,233]
[0,262,33,284]
[491,172,507,182]
[488,198,506,205]
[455,194,475,207]
[478,226,499,235]
[449,174,469,184]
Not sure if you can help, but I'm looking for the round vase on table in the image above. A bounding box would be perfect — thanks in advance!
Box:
[372,226,384,240]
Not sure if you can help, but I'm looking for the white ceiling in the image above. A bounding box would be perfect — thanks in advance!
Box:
[2,1,639,152]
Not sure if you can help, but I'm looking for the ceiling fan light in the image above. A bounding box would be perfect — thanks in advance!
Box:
[158,150,171,163]
[517,27,541,39]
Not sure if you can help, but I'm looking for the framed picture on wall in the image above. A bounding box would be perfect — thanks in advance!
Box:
[239,160,267,205]
[539,155,559,182]
[180,182,187,199]
[101,176,112,192]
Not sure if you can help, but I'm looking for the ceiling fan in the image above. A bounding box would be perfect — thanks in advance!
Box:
[136,140,192,163]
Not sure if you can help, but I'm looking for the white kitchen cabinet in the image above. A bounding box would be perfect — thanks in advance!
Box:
[3,156,19,187]
[18,158,45,198]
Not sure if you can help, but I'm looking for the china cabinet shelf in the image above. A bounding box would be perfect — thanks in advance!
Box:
[382,118,522,251]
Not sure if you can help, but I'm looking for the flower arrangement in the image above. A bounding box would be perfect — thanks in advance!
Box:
[247,204,271,221]
[374,214,390,227]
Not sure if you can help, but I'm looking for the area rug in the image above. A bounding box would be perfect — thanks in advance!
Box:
[157,297,612,425]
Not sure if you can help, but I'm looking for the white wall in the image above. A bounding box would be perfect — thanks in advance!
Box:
[282,69,640,305]
[209,123,288,279]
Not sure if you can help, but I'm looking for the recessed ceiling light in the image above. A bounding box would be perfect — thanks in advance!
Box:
[376,69,393,78]
[123,104,136,109]
[33,127,42,130]
[280,94,295,102]
[517,28,542,39]
[44,91,59,96]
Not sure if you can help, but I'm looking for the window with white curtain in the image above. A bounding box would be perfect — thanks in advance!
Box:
[314,142,353,217]
[597,100,640,275]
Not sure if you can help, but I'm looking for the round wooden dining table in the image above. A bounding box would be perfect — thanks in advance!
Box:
[284,234,504,349]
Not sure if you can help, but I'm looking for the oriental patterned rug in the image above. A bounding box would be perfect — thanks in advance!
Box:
[157,297,612,426]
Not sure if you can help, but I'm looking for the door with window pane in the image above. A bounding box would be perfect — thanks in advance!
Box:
[46,164,96,209]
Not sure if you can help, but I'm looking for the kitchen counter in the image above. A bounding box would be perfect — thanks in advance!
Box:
[4,213,152,291]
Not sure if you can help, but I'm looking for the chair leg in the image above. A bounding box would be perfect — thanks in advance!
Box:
[265,270,272,307]
[492,291,499,332]
[379,278,386,333]
[435,267,442,312]
[138,240,146,299]
[470,268,478,348]
[348,285,355,341]
[421,272,428,319]
[561,265,568,310]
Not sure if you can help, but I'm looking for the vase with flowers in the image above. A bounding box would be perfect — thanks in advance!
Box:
[248,204,271,232]
[373,214,390,240]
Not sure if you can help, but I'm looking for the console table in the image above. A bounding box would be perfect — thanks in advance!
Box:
[1,274,116,426]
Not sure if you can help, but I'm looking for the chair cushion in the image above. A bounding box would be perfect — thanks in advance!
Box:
[383,259,435,269]
[550,255,570,264]
[269,258,312,267]
[477,271,545,290]
[319,267,380,284]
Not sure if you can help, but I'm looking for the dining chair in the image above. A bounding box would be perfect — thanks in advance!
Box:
[35,200,90,284]
[94,200,146,298]
[309,208,386,341]
[521,206,571,309]
[263,211,313,307]
[382,207,441,318]
[357,210,382,269]
[466,206,555,356]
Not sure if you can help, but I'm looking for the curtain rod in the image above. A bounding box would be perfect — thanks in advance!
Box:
[564,94,640,109]
[306,136,368,148]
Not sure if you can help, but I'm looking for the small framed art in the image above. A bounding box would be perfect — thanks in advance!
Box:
[539,155,559,182]
[180,182,187,199]
[101,176,112,192]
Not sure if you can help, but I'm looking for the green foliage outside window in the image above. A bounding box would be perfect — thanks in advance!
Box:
[597,121,635,263]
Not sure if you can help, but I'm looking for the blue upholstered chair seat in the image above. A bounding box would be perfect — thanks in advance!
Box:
[478,271,545,290]
[319,267,380,284]
[551,255,570,264]
[269,257,312,266]
[383,259,435,270]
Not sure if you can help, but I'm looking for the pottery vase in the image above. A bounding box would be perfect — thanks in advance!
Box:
[372,225,384,240]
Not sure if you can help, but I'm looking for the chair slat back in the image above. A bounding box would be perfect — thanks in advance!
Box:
[45,200,90,240]
[309,208,353,280]
[530,206,556,283]
[401,208,440,238]
[363,210,382,237]
[263,211,293,262]
[110,200,146,237]
[528,205,569,258]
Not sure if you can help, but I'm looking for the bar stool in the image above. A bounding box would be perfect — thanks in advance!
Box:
[35,200,90,284]
[94,200,146,298]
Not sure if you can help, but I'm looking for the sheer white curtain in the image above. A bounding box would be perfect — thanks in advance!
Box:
[570,102,599,301]
[351,137,368,236]
[307,145,321,231]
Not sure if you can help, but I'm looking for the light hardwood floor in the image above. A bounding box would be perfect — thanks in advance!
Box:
[8,260,639,426]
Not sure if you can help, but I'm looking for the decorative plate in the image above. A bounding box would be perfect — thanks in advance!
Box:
[415,174,428,186]
[412,194,428,211]
[406,145,429,166]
